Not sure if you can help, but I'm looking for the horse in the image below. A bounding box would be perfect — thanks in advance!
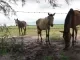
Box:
[36,13,55,44]
[14,18,27,35]
[63,8,80,50]
[60,27,77,42]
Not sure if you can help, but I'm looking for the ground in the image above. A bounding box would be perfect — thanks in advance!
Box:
[0,35,80,60]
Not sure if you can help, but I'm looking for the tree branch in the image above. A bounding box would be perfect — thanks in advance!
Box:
[0,0,16,17]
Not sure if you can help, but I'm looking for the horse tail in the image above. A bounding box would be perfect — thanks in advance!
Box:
[24,22,27,35]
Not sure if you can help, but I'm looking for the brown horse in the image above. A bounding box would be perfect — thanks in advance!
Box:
[63,8,80,50]
[14,18,27,35]
[36,13,55,44]
[60,27,77,42]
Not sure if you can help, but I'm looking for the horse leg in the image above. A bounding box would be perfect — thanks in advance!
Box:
[23,27,26,35]
[46,30,48,42]
[22,27,24,35]
[19,28,20,35]
[37,31,39,42]
[48,29,50,44]
[72,28,75,46]
[21,28,23,35]
[46,29,50,44]
[37,30,40,42]
[74,27,77,42]
[40,30,42,42]
[24,27,26,35]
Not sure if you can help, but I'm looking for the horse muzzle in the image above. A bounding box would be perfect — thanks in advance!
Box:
[51,24,53,27]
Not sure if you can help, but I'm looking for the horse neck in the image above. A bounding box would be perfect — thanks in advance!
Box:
[64,20,71,36]
[45,17,50,25]
[64,9,73,35]
[17,20,21,26]
[43,17,49,23]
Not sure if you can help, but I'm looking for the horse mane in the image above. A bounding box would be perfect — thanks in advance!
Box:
[64,8,74,32]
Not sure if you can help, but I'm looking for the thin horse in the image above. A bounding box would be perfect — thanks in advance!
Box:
[36,13,55,44]
[15,18,27,35]
[63,8,80,50]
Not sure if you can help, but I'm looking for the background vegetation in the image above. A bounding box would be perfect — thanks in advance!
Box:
[0,24,64,37]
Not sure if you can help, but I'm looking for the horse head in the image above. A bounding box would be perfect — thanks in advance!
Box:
[48,13,55,27]
[59,31,71,41]
[14,18,19,26]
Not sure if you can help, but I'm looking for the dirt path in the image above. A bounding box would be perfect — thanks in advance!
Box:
[0,35,80,60]
[18,35,80,60]
[11,35,80,60]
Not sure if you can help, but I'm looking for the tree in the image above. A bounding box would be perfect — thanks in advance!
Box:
[0,0,26,17]
[0,0,72,17]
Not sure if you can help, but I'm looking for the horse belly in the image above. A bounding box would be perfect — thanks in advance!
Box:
[38,19,48,30]
[39,25,47,30]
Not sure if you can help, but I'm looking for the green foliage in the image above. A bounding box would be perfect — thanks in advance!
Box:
[60,52,70,60]
[0,25,25,56]
[0,38,9,55]
[0,25,10,55]
[0,24,64,37]
[43,56,53,60]
[0,48,7,55]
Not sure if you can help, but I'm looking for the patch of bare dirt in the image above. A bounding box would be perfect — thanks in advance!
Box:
[0,35,80,60]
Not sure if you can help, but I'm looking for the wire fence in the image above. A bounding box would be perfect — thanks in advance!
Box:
[0,10,67,15]
[16,11,67,14]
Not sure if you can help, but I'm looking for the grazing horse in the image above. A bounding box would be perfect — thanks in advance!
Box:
[60,27,77,42]
[63,8,80,50]
[36,13,55,44]
[14,18,27,35]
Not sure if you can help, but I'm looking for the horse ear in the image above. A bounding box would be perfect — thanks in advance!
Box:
[53,13,55,16]
[48,13,50,15]
[16,18,18,20]
[59,31,64,33]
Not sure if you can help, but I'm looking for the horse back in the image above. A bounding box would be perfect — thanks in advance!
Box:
[36,18,48,24]
[72,10,80,26]
[36,18,49,30]
[18,21,26,27]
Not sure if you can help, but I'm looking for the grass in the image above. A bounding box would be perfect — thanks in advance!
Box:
[43,56,53,60]
[60,52,70,60]
[0,24,64,37]
[0,24,64,56]
[0,24,80,40]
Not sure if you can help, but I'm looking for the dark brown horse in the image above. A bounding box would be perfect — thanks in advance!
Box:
[63,8,80,50]
[60,27,77,42]
[36,13,55,44]
[14,18,27,35]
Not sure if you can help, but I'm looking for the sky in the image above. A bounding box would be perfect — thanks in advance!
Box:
[0,0,80,26]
